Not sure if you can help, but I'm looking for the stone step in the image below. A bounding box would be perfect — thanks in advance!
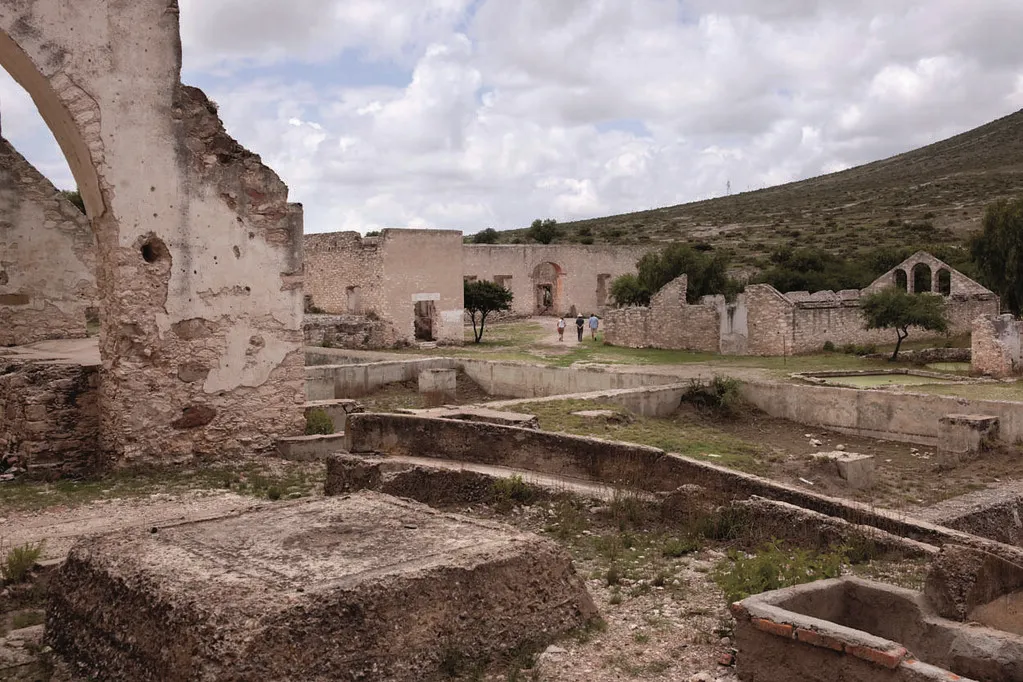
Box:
[275,433,348,461]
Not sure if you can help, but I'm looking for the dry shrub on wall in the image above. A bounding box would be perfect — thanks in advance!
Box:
[680,377,746,418]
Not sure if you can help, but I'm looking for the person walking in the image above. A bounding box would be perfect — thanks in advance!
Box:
[575,314,585,342]
[588,313,599,340]
[556,316,566,342]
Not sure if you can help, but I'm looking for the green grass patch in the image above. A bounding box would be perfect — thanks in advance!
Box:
[2,542,43,583]
[712,540,847,604]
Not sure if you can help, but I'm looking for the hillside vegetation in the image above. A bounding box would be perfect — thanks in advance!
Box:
[494,109,1023,273]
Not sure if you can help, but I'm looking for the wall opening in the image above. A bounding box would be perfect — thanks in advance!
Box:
[937,268,952,296]
[494,274,512,290]
[414,300,437,341]
[530,261,564,316]
[596,273,611,306]
[346,286,362,314]
[894,269,908,291]
[464,275,478,284]
[912,263,932,293]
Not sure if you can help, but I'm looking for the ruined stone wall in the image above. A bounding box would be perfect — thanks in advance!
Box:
[0,360,100,475]
[745,284,794,355]
[1,1,306,464]
[303,232,386,316]
[463,244,652,317]
[0,136,97,345]
[603,275,721,351]
[380,229,463,344]
[302,314,393,350]
[971,314,1023,377]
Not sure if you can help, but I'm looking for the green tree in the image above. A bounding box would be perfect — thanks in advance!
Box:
[859,288,948,360]
[609,273,648,307]
[59,189,85,214]
[464,280,513,343]
[608,243,738,307]
[471,227,500,244]
[971,197,1023,315]
[527,218,559,244]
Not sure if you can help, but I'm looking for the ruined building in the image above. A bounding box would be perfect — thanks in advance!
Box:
[0,0,306,465]
[303,230,651,346]
[604,252,999,355]
[0,134,97,345]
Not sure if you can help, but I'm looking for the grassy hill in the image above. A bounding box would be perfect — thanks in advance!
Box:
[494,109,1023,271]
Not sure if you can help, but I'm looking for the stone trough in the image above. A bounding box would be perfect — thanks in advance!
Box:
[46,492,596,681]
[732,576,1023,681]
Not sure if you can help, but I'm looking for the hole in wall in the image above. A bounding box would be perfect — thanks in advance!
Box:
[141,236,168,264]
[0,270,7,285]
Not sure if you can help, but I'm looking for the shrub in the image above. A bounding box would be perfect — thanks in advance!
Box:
[712,540,847,604]
[680,377,745,418]
[305,409,334,435]
[492,474,537,509]
[266,486,283,501]
[822,340,836,352]
[2,542,44,584]
[662,536,701,557]
[580,236,595,245]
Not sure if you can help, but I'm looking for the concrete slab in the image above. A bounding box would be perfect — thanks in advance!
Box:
[410,406,540,429]
[811,451,875,489]
[275,433,348,460]
[47,492,596,681]
[937,414,1000,467]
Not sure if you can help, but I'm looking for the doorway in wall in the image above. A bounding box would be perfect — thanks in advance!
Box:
[596,273,611,307]
[346,285,362,313]
[414,300,437,341]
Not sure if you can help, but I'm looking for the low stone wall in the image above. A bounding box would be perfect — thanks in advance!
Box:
[483,383,688,418]
[303,314,395,350]
[343,412,1023,565]
[603,275,721,352]
[0,361,100,475]
[458,359,674,398]
[972,314,1023,378]
[304,358,457,400]
[741,379,1023,446]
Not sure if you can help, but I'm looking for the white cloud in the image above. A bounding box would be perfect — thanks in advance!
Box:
[1,0,1022,235]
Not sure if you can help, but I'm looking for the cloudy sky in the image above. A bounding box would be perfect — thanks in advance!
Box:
[2,0,1023,234]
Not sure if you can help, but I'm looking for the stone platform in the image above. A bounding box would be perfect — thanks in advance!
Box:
[47,492,596,681]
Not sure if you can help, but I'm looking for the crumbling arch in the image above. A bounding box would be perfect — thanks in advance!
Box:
[531,261,564,316]
[0,29,104,218]
[912,263,932,293]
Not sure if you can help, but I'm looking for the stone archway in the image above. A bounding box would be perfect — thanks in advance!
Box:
[912,262,932,293]
[0,1,305,464]
[531,261,564,316]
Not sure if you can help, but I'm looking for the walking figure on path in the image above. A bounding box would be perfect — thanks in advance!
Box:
[557,316,566,342]
[588,313,599,340]
[575,314,585,342]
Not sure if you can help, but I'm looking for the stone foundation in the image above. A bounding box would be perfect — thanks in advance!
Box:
[419,368,457,404]
[972,314,1023,377]
[936,414,999,467]
[0,360,99,476]
[47,492,596,681]
[303,314,395,349]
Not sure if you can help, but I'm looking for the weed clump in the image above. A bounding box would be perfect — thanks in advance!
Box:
[2,541,44,584]
[681,377,745,418]
[304,408,334,435]
[712,539,847,603]
[492,475,538,511]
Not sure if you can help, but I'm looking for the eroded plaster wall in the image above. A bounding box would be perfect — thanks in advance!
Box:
[1,0,305,463]
[0,136,97,345]
[463,244,652,317]
[972,314,1023,378]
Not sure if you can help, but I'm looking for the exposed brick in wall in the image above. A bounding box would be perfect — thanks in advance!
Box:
[0,360,100,476]
[302,229,463,345]
[0,136,97,346]
[971,314,1023,377]
[603,275,721,351]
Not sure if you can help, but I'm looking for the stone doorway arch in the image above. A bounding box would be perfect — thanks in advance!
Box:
[0,1,305,464]
[531,261,564,316]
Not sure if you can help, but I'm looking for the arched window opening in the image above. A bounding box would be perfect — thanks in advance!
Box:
[894,269,908,291]
[912,263,932,293]
[937,269,952,296]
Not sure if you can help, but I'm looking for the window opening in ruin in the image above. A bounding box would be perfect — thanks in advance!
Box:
[535,284,554,315]
[912,263,932,293]
[414,300,437,341]
[346,286,362,314]
[530,261,563,316]
[494,275,512,290]
[464,275,478,284]
[596,273,611,306]
[894,269,908,291]
[937,269,952,296]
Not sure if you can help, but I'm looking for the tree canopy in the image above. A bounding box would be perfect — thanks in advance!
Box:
[464,280,513,343]
[471,227,500,244]
[59,189,85,214]
[609,244,736,307]
[526,218,559,244]
[971,197,1023,315]
[859,287,948,360]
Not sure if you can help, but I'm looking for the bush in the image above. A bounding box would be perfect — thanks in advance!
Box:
[662,536,701,557]
[2,542,44,584]
[471,227,499,244]
[492,475,537,509]
[305,409,334,435]
[712,540,847,604]
[680,377,745,418]
[580,236,594,245]
[822,341,836,352]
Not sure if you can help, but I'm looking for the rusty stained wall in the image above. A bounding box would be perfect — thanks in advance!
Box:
[463,244,653,317]
[0,0,305,464]
[0,136,97,345]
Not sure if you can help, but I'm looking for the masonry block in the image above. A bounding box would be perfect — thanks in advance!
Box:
[936,414,999,467]
[811,451,876,489]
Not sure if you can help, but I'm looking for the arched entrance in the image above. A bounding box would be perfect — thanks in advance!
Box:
[531,261,564,316]
[0,2,305,464]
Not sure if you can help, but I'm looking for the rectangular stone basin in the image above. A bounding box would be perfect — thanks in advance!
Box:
[733,577,1023,681]
[46,492,596,681]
